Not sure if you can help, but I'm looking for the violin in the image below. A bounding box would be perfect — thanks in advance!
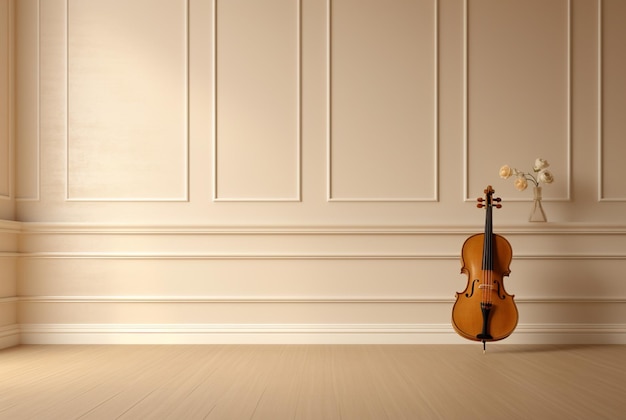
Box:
[452,186,518,351]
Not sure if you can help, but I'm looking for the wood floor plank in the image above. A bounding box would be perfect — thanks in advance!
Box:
[115,345,228,419]
[292,346,342,420]
[0,344,624,419]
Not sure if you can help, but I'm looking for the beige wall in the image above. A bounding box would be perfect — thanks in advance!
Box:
[7,0,626,344]
[0,0,14,220]
[0,0,18,349]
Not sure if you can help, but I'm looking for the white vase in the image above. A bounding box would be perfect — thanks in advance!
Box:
[529,186,547,222]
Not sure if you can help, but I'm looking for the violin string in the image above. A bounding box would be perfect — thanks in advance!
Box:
[488,233,493,305]
[488,204,493,305]
[487,221,490,306]
[482,222,487,306]
[482,200,491,306]
[486,230,490,306]
[483,235,487,305]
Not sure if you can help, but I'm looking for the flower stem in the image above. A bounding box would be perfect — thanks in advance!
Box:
[525,173,539,187]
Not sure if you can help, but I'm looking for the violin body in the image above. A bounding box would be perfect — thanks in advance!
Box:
[452,186,518,345]
[452,233,518,342]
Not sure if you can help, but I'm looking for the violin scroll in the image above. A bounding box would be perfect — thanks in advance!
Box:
[476,186,502,209]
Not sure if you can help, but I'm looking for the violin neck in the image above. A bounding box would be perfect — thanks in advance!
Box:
[482,202,494,271]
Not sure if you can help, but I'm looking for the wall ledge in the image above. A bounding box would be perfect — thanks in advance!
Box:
[16,221,626,236]
[0,219,21,233]
[17,295,626,304]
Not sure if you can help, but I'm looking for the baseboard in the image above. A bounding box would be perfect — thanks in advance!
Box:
[0,325,20,349]
[18,323,626,345]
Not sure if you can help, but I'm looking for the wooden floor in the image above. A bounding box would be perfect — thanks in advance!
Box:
[0,344,625,419]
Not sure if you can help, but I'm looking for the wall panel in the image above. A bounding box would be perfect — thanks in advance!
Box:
[16,224,626,344]
[328,0,437,201]
[67,0,188,201]
[214,0,300,201]
[465,0,570,201]
[599,0,626,200]
[0,0,11,200]
[15,0,39,200]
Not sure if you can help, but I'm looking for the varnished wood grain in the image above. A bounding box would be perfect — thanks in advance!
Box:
[0,345,624,419]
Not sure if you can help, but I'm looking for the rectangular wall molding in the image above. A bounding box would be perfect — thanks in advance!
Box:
[463,0,572,202]
[213,0,301,202]
[598,0,626,201]
[327,0,438,202]
[0,0,13,200]
[15,0,40,201]
[66,0,189,202]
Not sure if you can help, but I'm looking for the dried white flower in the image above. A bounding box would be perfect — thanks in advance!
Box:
[500,158,555,190]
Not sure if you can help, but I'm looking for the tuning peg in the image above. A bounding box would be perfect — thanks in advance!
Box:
[477,197,485,202]
[495,204,502,209]
[477,203,485,208]
[493,197,502,202]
